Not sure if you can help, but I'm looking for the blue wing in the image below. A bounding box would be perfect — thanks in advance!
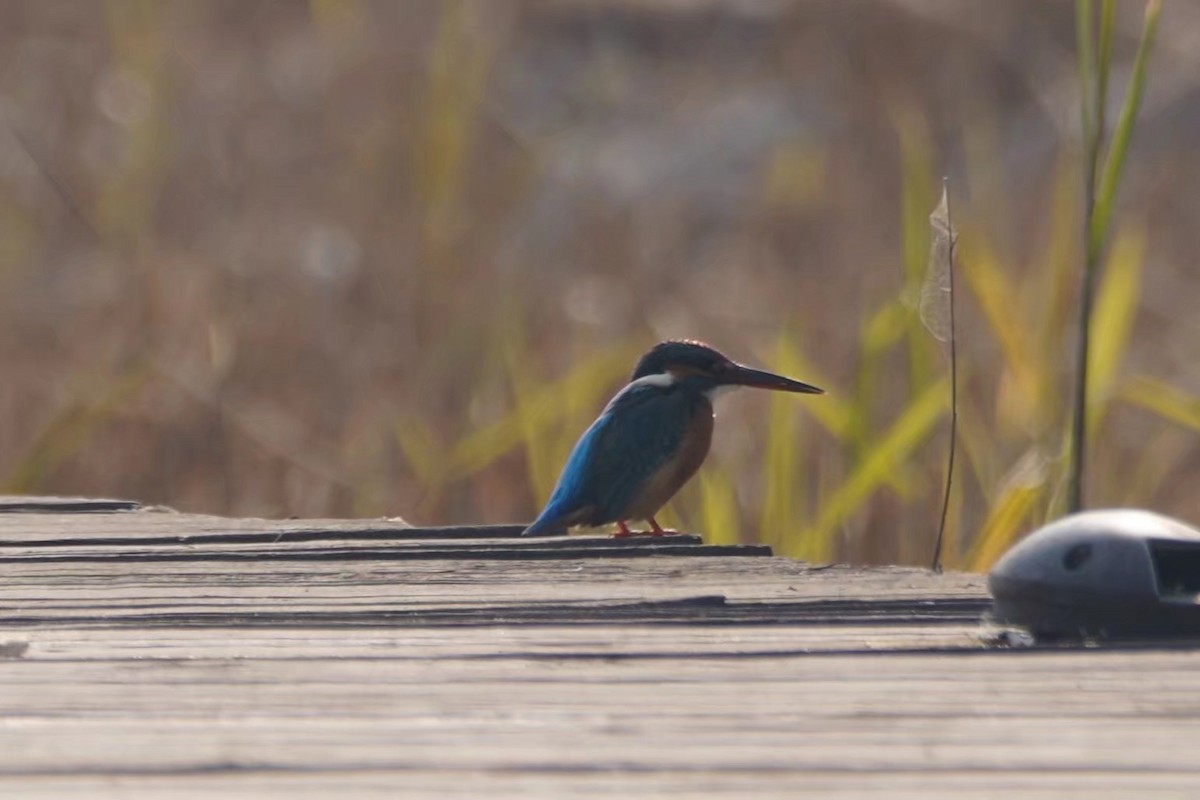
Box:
[522,382,693,536]
[521,413,614,536]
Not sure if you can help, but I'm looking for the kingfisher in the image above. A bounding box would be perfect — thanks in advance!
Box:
[522,340,823,537]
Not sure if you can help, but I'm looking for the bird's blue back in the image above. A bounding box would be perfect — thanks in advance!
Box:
[523,378,701,535]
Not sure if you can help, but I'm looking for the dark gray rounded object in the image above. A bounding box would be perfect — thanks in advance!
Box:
[988,509,1200,639]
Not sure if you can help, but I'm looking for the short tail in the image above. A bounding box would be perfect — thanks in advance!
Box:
[521,513,568,537]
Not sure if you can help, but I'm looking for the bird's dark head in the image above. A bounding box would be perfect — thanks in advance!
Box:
[631,340,824,395]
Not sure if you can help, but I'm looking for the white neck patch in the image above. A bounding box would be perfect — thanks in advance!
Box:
[627,372,675,389]
[605,371,676,412]
[705,384,739,400]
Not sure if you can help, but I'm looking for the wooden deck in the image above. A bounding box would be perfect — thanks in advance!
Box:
[1,497,1198,798]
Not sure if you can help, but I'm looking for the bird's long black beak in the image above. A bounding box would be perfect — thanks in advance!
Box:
[726,363,824,394]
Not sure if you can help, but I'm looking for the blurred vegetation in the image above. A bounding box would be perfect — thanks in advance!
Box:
[1067,0,1160,513]
[0,1,1196,569]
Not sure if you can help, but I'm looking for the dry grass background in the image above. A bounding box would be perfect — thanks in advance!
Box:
[0,0,1197,567]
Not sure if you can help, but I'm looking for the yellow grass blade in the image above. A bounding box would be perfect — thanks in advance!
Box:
[850,298,909,452]
[964,482,1044,572]
[963,450,1050,571]
[416,0,498,277]
[6,363,155,493]
[505,334,561,502]
[896,108,935,291]
[393,417,447,491]
[862,297,911,355]
[1033,160,1083,348]
[952,393,1001,506]
[896,107,937,393]
[696,468,741,546]
[958,235,1045,432]
[761,332,811,548]
[448,339,640,496]
[1091,0,1161,254]
[794,378,948,562]
[958,236,1029,382]
[1086,223,1146,434]
[847,300,917,497]
[1121,426,1192,506]
[1120,375,1200,432]
[752,335,850,441]
[1076,0,1097,142]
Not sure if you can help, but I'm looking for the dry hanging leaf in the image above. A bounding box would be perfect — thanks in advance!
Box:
[920,185,958,343]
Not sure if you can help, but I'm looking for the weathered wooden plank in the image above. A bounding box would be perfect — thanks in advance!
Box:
[0,537,773,563]
[1,623,984,660]
[0,554,982,601]
[4,771,1198,800]
[0,495,142,513]
[0,597,986,628]
[2,497,1191,797]
[2,645,1200,789]
[0,521,529,547]
[0,509,768,558]
[0,509,414,544]
[0,557,988,626]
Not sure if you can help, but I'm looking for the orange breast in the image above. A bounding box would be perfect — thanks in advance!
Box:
[624,398,715,520]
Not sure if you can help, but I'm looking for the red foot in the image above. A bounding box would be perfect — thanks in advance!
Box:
[648,517,683,537]
[612,520,636,538]
[611,518,687,538]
